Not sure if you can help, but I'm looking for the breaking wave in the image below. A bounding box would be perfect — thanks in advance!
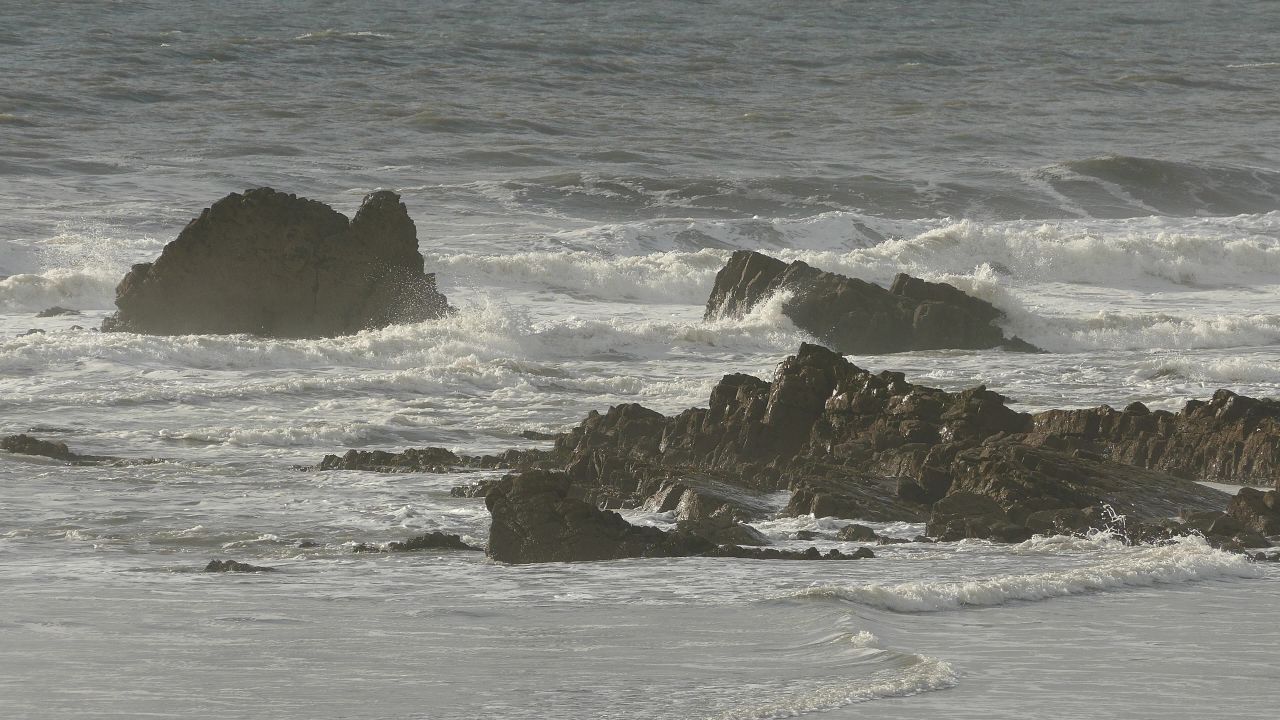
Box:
[787,535,1260,612]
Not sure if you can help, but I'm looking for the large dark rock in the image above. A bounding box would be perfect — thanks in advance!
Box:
[704,250,1037,354]
[102,188,450,337]
[926,492,1031,542]
[484,470,713,563]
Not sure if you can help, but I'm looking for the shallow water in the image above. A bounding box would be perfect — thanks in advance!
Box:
[3,0,1280,717]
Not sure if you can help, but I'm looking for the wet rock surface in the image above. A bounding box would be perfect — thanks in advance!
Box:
[317,342,1278,553]
[1029,391,1280,485]
[1,433,139,465]
[102,188,450,337]
[704,250,1037,354]
[482,470,870,563]
[316,447,523,473]
[494,343,1245,547]
[483,470,714,564]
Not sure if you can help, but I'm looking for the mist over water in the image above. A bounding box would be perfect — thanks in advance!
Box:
[3,1,1280,718]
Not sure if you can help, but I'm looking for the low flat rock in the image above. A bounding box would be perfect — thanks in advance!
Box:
[102,188,450,337]
[204,559,275,573]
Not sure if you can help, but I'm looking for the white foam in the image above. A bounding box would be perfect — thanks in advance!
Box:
[430,249,727,304]
[711,654,957,720]
[0,271,119,312]
[791,535,1260,612]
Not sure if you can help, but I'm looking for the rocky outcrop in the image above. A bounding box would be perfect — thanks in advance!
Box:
[319,447,464,473]
[102,188,450,337]
[704,250,1037,354]
[483,470,869,563]
[497,343,1248,544]
[1030,391,1280,486]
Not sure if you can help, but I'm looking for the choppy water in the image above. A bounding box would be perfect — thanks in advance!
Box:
[3,1,1280,717]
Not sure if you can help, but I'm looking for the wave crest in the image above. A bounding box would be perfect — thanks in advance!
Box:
[787,536,1259,613]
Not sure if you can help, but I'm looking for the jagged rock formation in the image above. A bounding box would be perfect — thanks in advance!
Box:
[499,343,1243,544]
[102,188,450,337]
[318,342,1280,549]
[315,447,522,473]
[704,250,1037,354]
[1030,391,1280,485]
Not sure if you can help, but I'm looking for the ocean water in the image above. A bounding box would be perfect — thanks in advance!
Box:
[3,1,1280,717]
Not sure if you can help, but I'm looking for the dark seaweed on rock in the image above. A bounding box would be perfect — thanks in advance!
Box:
[704,250,1038,354]
[102,188,451,337]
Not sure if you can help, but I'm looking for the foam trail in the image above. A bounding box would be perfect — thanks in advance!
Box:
[711,654,957,720]
[790,536,1260,612]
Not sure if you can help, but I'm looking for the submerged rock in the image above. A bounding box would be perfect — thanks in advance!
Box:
[319,447,463,473]
[1,433,77,461]
[0,433,140,465]
[204,559,275,573]
[36,306,80,317]
[352,531,480,553]
[102,188,450,337]
[704,250,1037,354]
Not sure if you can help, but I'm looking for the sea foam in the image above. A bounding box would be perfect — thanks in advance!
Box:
[789,535,1260,612]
